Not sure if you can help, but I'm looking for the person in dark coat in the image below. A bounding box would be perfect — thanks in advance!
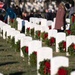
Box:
[4,7,16,23]
[65,2,70,10]
[29,10,34,17]
[55,2,66,32]
[45,9,53,21]
[34,10,42,18]
[14,5,22,17]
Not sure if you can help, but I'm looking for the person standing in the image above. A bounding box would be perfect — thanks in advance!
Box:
[45,9,53,21]
[55,2,66,32]
[69,1,75,18]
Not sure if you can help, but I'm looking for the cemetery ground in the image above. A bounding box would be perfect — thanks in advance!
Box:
[0,36,75,75]
[0,37,37,75]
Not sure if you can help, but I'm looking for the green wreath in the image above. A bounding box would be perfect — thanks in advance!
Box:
[15,40,20,52]
[21,46,28,57]
[38,59,50,75]
[59,41,66,52]
[55,66,72,75]
[35,30,41,40]
[30,51,37,66]
[68,43,75,56]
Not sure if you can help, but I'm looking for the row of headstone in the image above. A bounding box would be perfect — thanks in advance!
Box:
[25,18,74,55]
[2,23,74,56]
[16,17,70,37]
[24,17,75,55]
[0,18,74,75]
[15,17,74,75]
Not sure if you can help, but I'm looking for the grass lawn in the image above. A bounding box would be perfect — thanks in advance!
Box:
[0,37,37,75]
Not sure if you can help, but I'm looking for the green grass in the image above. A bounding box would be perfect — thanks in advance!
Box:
[0,37,37,75]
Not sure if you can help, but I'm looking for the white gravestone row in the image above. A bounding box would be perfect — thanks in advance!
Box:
[0,18,73,75]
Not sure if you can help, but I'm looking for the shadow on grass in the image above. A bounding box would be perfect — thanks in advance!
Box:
[0,45,3,47]
[72,69,75,71]
[0,61,18,66]
[6,55,12,57]
[9,71,25,75]
[0,49,5,51]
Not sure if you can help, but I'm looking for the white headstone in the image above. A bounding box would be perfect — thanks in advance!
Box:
[3,25,11,39]
[0,73,3,75]
[25,22,35,34]
[28,40,42,56]
[51,56,69,75]
[66,18,70,24]
[56,32,66,52]
[20,36,32,57]
[37,47,53,75]
[41,19,47,26]
[41,26,49,32]
[7,28,15,38]
[34,25,42,31]
[47,20,53,26]
[66,24,70,30]
[17,18,22,31]
[66,35,75,52]
[15,33,25,44]
[71,71,75,75]
[48,29,57,39]
[29,17,34,23]
[10,30,20,39]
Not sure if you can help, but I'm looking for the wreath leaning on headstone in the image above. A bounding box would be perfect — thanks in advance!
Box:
[55,66,72,75]
[68,43,75,56]
[38,59,50,75]
[30,51,37,66]
[58,41,66,52]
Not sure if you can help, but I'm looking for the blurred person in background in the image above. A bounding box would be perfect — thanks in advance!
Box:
[69,1,75,18]
[45,9,53,21]
[55,2,66,32]
[14,5,22,17]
